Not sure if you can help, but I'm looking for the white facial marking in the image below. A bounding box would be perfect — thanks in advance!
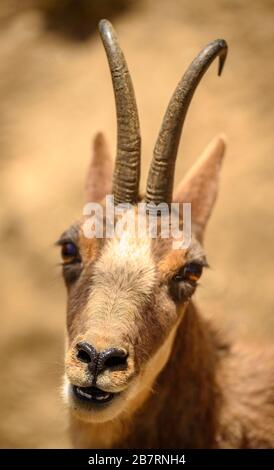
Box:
[82,218,156,336]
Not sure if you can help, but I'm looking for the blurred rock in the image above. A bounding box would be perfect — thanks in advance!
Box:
[0,0,138,41]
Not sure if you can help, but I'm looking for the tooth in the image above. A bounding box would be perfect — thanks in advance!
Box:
[78,388,92,399]
[96,394,110,401]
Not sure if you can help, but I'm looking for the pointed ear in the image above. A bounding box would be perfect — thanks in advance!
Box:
[85,132,114,202]
[173,134,226,240]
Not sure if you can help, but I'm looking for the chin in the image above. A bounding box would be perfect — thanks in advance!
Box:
[63,376,137,423]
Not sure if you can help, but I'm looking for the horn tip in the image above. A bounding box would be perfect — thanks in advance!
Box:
[98,19,112,35]
[216,39,228,76]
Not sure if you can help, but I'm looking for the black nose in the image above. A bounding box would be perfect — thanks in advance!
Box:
[76,342,128,376]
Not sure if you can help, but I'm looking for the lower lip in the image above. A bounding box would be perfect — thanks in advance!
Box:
[72,385,116,406]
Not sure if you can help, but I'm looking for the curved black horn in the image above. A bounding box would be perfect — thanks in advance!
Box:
[99,19,141,205]
[145,39,228,205]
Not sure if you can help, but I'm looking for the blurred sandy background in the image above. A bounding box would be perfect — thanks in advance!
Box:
[0,0,274,448]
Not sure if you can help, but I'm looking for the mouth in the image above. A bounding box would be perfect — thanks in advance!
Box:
[72,385,116,405]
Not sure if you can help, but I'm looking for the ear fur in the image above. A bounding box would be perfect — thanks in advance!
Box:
[85,132,114,202]
[173,134,227,239]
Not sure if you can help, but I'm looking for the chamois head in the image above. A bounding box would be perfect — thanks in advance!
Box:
[59,20,227,423]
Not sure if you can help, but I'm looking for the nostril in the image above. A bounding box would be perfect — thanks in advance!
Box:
[99,348,128,372]
[77,348,91,363]
[76,342,96,364]
[105,354,127,369]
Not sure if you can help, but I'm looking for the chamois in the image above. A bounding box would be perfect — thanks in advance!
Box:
[58,19,274,448]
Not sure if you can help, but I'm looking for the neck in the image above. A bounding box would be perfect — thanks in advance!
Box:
[69,302,224,448]
[153,301,223,447]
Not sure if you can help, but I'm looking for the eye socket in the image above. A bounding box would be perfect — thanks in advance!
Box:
[61,242,80,263]
[173,262,203,283]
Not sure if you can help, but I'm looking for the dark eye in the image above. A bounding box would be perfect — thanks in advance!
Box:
[173,262,203,283]
[61,242,79,263]
[170,262,204,303]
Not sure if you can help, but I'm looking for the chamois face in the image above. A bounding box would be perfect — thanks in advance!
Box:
[58,129,226,423]
[60,208,206,423]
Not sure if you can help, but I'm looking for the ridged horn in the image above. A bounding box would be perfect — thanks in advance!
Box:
[99,19,141,205]
[145,39,228,205]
